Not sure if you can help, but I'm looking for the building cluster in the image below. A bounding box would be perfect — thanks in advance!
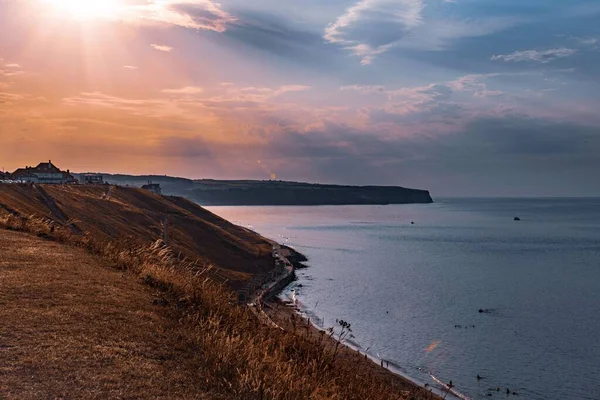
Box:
[0,160,104,185]
[4,161,77,184]
[1,161,162,194]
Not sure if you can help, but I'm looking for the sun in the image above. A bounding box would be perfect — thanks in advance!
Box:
[39,0,125,20]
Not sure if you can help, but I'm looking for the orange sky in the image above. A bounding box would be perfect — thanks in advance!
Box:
[0,1,325,178]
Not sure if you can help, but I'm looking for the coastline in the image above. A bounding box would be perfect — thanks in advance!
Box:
[257,244,450,400]
[277,290,467,400]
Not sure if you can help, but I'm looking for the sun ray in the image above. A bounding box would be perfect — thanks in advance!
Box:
[38,0,125,20]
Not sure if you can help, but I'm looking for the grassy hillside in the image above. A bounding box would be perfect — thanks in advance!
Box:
[0,183,438,400]
[0,184,273,288]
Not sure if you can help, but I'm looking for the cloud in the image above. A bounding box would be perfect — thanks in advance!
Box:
[574,37,598,46]
[325,0,425,65]
[323,1,521,64]
[161,86,204,95]
[59,84,313,129]
[492,48,577,63]
[151,44,173,52]
[340,85,387,95]
[267,113,600,195]
[124,65,138,70]
[274,85,312,95]
[62,92,185,117]
[343,73,506,107]
[206,85,312,104]
[446,74,506,98]
[568,36,599,51]
[0,59,24,77]
[221,10,332,66]
[0,70,23,77]
[0,92,26,105]
[159,136,213,158]
[53,0,237,32]
[135,0,236,32]
[338,73,553,133]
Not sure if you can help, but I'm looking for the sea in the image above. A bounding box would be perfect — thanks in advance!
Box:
[207,198,600,400]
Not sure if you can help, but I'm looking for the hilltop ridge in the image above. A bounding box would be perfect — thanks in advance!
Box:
[0,184,273,288]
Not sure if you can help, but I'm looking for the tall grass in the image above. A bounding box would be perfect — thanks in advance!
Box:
[0,210,435,400]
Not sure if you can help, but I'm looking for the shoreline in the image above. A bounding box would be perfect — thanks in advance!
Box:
[281,291,467,400]
[258,244,450,400]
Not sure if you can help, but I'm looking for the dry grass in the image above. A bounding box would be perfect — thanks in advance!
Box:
[0,184,275,288]
[0,187,438,400]
[0,230,226,399]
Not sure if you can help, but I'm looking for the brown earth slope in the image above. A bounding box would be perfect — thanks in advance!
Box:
[0,229,231,399]
[0,184,274,288]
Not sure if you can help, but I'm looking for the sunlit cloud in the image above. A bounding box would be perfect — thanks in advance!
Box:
[33,0,236,32]
[162,86,204,95]
[151,44,173,52]
[124,65,138,70]
[325,0,425,65]
[211,85,312,104]
[324,0,520,65]
[492,48,577,63]
[135,0,237,32]
[0,60,24,77]
[62,92,185,117]
[342,73,507,106]
[36,0,128,20]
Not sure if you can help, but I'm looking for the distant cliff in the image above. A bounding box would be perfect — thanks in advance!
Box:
[94,175,434,206]
[185,181,434,205]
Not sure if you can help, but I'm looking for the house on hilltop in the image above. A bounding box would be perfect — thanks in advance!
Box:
[11,168,39,183]
[0,171,11,181]
[142,182,162,195]
[82,174,104,185]
[12,161,77,184]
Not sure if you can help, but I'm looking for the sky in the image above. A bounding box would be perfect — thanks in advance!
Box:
[1,0,599,196]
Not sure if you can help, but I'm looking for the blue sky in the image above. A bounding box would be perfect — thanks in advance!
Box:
[1,0,599,196]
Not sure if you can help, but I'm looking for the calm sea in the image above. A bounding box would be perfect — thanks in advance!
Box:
[207,198,600,400]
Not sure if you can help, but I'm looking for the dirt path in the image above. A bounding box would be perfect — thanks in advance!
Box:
[0,230,227,399]
[34,185,83,235]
